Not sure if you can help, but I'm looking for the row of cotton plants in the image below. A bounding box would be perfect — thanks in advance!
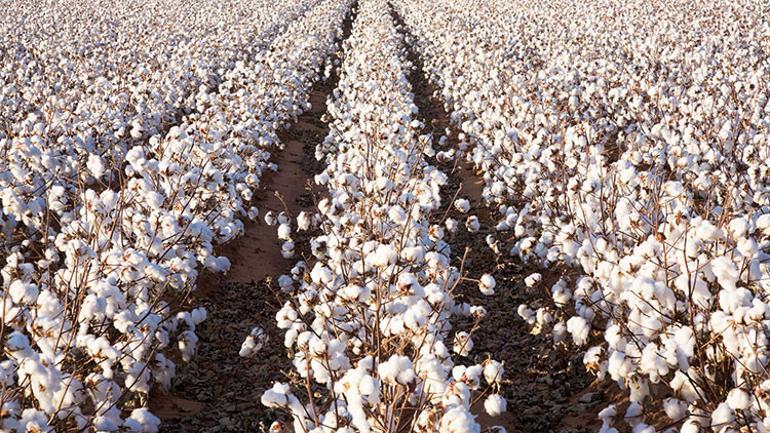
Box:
[259,0,505,432]
[0,0,353,431]
[396,0,770,431]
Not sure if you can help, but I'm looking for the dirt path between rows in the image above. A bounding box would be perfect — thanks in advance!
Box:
[390,6,606,433]
[152,8,355,431]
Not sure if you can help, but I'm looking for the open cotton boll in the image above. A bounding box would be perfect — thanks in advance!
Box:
[204,255,231,273]
[440,406,480,433]
[371,243,398,268]
[483,360,504,385]
[479,274,496,295]
[453,331,474,356]
[445,217,459,233]
[277,223,292,241]
[726,388,750,410]
[710,402,734,428]
[524,273,542,287]
[264,211,277,226]
[711,256,740,290]
[87,154,107,179]
[484,394,507,417]
[262,382,290,408]
[662,398,688,421]
[388,205,408,225]
[9,281,39,304]
[462,214,480,233]
[454,198,471,213]
[566,316,590,346]
[240,326,268,358]
[123,408,160,433]
[297,211,311,231]
[679,419,700,433]
[377,355,415,386]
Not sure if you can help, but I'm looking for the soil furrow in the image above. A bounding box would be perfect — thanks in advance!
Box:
[153,6,357,431]
[389,6,601,432]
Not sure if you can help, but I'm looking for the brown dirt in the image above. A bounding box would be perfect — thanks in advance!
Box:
[152,23,349,430]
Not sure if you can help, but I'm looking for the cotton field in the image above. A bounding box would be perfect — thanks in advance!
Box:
[1,0,769,432]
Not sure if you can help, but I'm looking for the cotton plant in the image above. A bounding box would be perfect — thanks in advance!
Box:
[395,0,770,429]
[260,1,504,432]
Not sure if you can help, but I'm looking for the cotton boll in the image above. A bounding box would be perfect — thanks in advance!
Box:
[466,215,480,232]
[297,211,311,231]
[123,408,160,433]
[277,223,292,241]
[439,406,480,433]
[445,218,459,233]
[710,402,734,428]
[377,355,415,386]
[524,273,541,287]
[204,255,231,273]
[371,244,398,268]
[191,307,207,325]
[262,382,290,408]
[484,394,507,416]
[566,316,590,346]
[453,332,474,356]
[483,360,504,385]
[479,274,496,295]
[240,326,268,358]
[726,388,750,410]
[9,281,39,304]
[517,304,536,325]
[679,418,700,433]
[264,211,277,226]
[281,241,295,259]
[454,198,471,214]
[662,398,687,421]
[6,332,30,352]
[388,205,408,225]
[87,154,107,179]
[712,255,740,290]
